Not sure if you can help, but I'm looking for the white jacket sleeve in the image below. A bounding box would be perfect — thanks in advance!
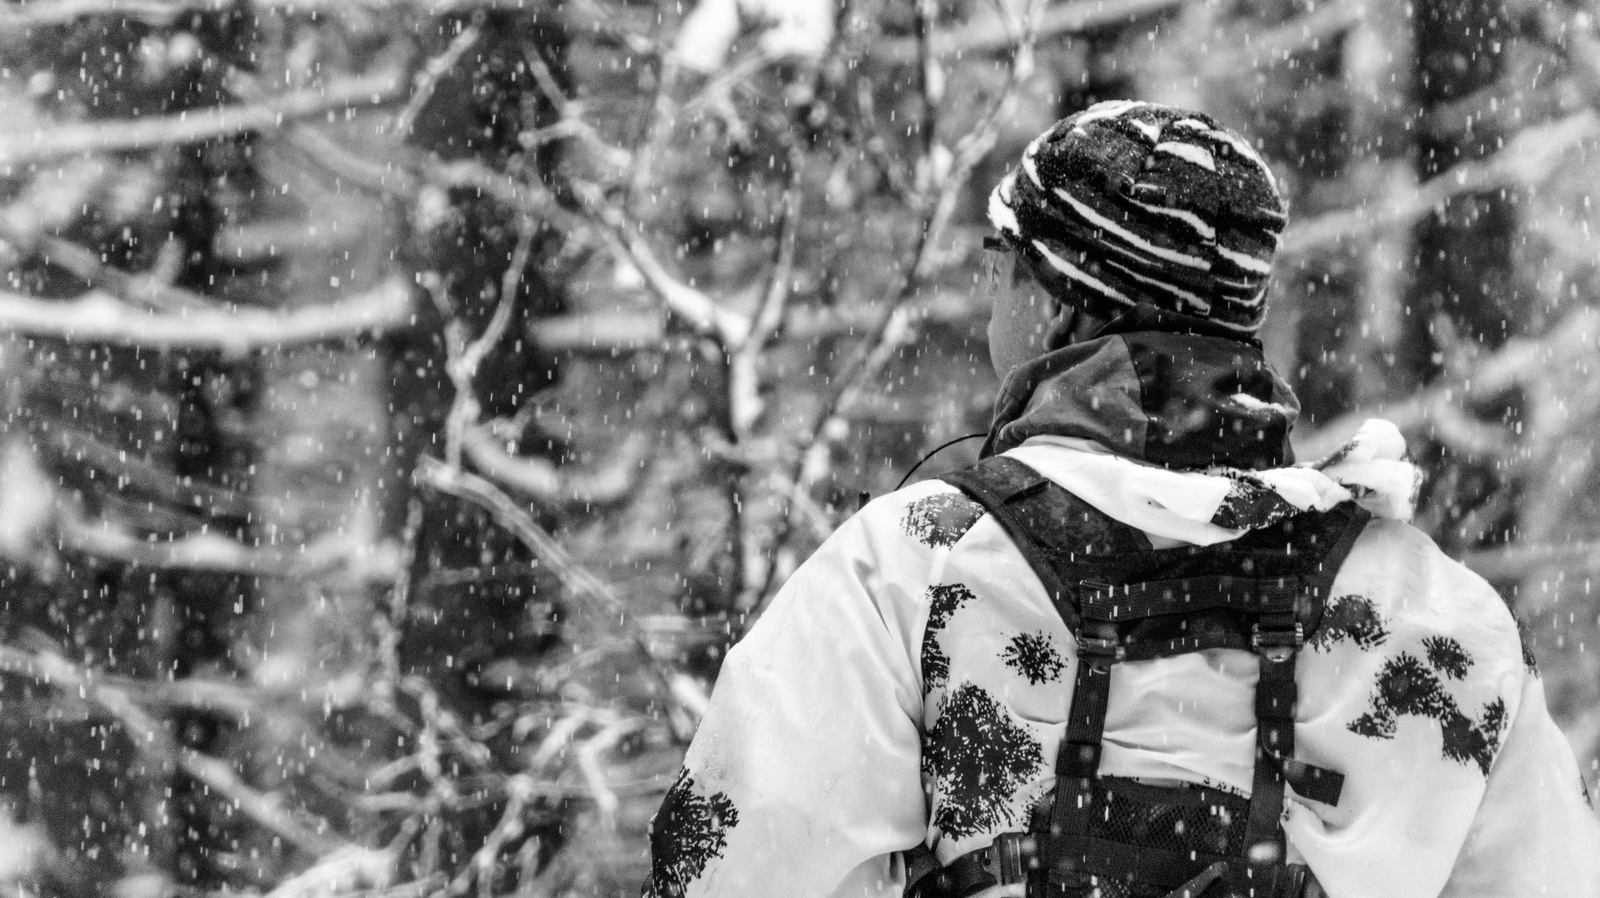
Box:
[642,500,932,898]
[1438,666,1600,897]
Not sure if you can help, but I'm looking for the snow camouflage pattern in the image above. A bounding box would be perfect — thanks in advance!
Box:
[1307,594,1390,652]
[641,442,1600,896]
[1348,652,1509,776]
[1000,631,1066,684]
[901,492,986,549]
[642,770,740,898]
[642,325,1598,896]
[921,583,979,692]
[920,682,1043,840]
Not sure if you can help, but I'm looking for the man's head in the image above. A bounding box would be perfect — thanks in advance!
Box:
[983,100,1286,378]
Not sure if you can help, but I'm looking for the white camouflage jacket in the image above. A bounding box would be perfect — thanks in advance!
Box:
[642,325,1600,898]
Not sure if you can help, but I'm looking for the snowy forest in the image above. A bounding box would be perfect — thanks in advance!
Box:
[0,0,1597,893]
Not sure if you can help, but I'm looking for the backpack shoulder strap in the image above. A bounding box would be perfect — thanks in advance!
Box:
[941,455,1149,633]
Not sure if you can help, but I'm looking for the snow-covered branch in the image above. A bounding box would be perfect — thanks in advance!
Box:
[879,0,1180,62]
[1280,111,1600,257]
[0,275,412,352]
[461,426,647,507]
[0,71,405,166]
[58,515,401,582]
[413,456,696,738]
[0,641,350,857]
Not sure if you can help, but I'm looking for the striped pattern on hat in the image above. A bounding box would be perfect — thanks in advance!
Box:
[987,100,1286,334]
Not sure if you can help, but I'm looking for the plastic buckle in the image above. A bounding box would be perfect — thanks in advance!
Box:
[982,833,1038,886]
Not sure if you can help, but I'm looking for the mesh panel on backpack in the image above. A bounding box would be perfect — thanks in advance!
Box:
[1087,778,1248,858]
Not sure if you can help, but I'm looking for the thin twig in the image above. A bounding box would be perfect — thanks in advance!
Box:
[445,774,535,897]
[30,236,202,313]
[56,512,400,582]
[461,425,648,506]
[0,643,348,857]
[1280,111,1600,257]
[512,51,734,344]
[413,457,694,739]
[878,0,1181,61]
[393,17,486,139]
[742,0,1043,622]
[0,71,406,166]
[729,148,806,438]
[533,287,985,352]
[1294,305,1600,459]
[916,0,943,161]
[574,184,749,345]
[574,718,647,829]
[225,68,417,196]
[38,425,252,519]
[441,216,535,468]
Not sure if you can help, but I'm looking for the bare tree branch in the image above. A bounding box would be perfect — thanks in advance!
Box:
[511,50,737,345]
[0,71,406,167]
[392,17,485,140]
[39,426,253,520]
[1204,0,1370,76]
[27,236,207,313]
[413,456,695,738]
[0,275,412,352]
[0,0,472,27]
[1280,111,1600,257]
[534,288,985,352]
[742,0,1044,621]
[462,426,647,507]
[0,642,349,857]
[57,513,400,582]
[729,153,805,438]
[1295,306,1600,465]
[439,216,536,468]
[880,0,1181,62]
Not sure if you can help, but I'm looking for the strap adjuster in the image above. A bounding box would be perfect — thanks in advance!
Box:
[1250,622,1302,659]
[1077,635,1125,664]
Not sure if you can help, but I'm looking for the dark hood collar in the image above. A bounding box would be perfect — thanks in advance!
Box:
[983,303,1299,470]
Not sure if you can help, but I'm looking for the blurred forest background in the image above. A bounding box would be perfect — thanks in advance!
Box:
[0,0,1597,894]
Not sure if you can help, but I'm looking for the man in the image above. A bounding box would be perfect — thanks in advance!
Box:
[641,101,1600,898]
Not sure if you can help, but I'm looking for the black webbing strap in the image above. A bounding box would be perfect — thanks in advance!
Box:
[1281,758,1343,806]
[932,458,1373,898]
[942,457,1081,631]
[1079,576,1302,622]
[1049,648,1114,847]
[903,842,942,897]
[1160,861,1228,898]
[1241,502,1371,880]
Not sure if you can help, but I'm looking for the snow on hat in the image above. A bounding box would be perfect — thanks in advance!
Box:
[987,100,1286,335]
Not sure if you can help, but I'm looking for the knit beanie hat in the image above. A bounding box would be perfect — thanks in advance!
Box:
[987,100,1287,335]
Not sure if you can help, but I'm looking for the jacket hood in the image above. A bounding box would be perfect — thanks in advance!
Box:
[983,303,1298,470]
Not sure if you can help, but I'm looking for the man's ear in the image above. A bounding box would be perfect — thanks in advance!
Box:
[1041,299,1106,350]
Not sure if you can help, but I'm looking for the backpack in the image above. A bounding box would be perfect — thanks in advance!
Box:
[904,456,1371,898]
